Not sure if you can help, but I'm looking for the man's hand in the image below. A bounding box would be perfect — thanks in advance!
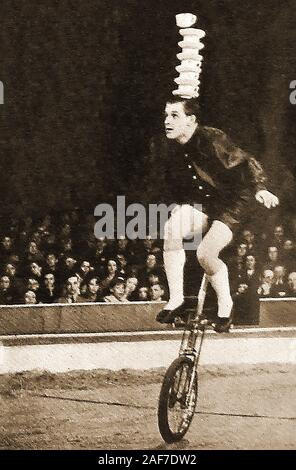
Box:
[255,190,279,209]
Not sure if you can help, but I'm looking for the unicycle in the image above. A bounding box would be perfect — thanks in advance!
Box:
[158,274,209,443]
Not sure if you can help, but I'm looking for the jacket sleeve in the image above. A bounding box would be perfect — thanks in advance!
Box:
[211,128,268,192]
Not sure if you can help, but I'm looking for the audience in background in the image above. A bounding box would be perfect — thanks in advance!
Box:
[0,214,295,307]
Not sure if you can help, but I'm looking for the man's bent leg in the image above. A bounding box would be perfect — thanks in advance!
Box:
[197,220,233,320]
[157,205,207,321]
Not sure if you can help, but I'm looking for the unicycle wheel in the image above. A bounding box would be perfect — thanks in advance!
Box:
[158,356,198,443]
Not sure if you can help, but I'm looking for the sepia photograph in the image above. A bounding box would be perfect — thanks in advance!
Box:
[0,0,295,458]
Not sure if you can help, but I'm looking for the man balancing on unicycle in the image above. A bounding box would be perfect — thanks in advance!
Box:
[148,14,278,332]
[154,96,278,332]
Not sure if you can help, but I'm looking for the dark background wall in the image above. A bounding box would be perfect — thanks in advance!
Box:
[0,0,295,223]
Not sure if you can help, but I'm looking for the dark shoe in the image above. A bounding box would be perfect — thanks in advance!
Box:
[213,316,233,333]
[156,301,187,324]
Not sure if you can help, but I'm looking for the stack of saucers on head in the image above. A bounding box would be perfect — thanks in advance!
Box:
[173,13,206,99]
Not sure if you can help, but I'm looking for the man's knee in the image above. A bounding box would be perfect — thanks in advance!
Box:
[196,243,218,269]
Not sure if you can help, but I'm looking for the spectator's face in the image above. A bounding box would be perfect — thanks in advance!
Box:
[25,291,36,304]
[2,237,12,250]
[150,284,164,301]
[148,273,159,285]
[274,225,284,240]
[64,240,72,251]
[268,247,278,261]
[246,256,256,269]
[274,266,285,279]
[111,282,125,300]
[81,261,91,274]
[46,254,57,267]
[143,237,153,250]
[116,254,127,268]
[125,277,138,294]
[62,224,71,236]
[237,284,248,294]
[107,260,117,274]
[31,263,42,276]
[29,241,38,254]
[118,238,128,250]
[96,238,106,250]
[164,102,194,142]
[146,254,156,269]
[242,230,254,244]
[237,244,247,257]
[88,278,99,294]
[138,287,148,300]
[65,257,76,269]
[0,276,10,290]
[262,270,274,284]
[283,240,293,251]
[5,264,16,277]
[28,279,39,291]
[45,274,55,287]
[66,277,79,295]
[288,273,296,291]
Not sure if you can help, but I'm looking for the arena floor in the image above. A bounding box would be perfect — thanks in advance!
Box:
[0,363,295,450]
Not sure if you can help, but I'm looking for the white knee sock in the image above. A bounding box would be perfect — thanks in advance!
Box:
[208,263,233,318]
[163,249,186,310]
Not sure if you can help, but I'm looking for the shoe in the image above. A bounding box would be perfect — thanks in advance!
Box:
[213,316,233,333]
[156,301,187,324]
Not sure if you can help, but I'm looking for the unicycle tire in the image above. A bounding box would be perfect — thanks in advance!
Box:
[158,356,198,443]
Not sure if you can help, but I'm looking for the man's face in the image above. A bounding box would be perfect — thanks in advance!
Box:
[31,263,42,276]
[47,254,57,267]
[2,237,12,249]
[246,256,256,269]
[284,240,293,251]
[288,273,296,291]
[107,260,117,274]
[146,255,156,269]
[150,284,164,301]
[164,102,194,142]
[263,270,274,283]
[29,241,38,254]
[65,257,76,269]
[66,277,79,295]
[5,264,16,277]
[274,266,285,279]
[268,246,278,261]
[125,277,138,294]
[138,287,148,300]
[274,226,284,240]
[25,291,37,304]
[28,279,39,291]
[0,276,10,290]
[45,274,55,287]
[81,261,91,274]
[237,244,247,257]
[242,230,254,244]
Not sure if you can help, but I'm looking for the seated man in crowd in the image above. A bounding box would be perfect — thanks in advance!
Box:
[58,276,84,303]
[286,272,296,297]
[0,275,14,304]
[81,277,100,302]
[149,283,165,303]
[39,273,59,303]
[103,277,129,303]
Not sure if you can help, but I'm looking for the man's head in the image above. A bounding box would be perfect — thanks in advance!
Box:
[262,269,274,284]
[138,286,149,301]
[125,276,138,295]
[65,257,76,269]
[27,278,40,292]
[246,255,256,270]
[80,260,91,275]
[237,243,247,257]
[5,263,16,277]
[46,254,58,268]
[283,240,294,251]
[24,290,37,304]
[274,225,284,241]
[30,262,42,277]
[146,254,157,269]
[164,98,199,144]
[0,276,10,290]
[149,283,165,302]
[107,259,117,274]
[66,276,80,296]
[242,229,254,245]
[268,246,278,262]
[2,236,12,250]
[288,272,296,292]
[44,273,55,288]
[28,241,38,254]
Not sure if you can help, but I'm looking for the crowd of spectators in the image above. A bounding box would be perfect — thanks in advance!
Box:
[0,212,295,308]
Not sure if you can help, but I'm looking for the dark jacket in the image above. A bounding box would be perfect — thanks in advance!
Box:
[144,126,269,229]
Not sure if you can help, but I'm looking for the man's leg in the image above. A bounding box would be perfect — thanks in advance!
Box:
[196,220,233,322]
[157,205,207,321]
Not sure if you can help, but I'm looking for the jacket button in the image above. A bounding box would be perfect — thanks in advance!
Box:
[205,194,210,197]
[198,185,203,190]
[192,175,197,180]
[184,153,189,158]
[188,164,192,169]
